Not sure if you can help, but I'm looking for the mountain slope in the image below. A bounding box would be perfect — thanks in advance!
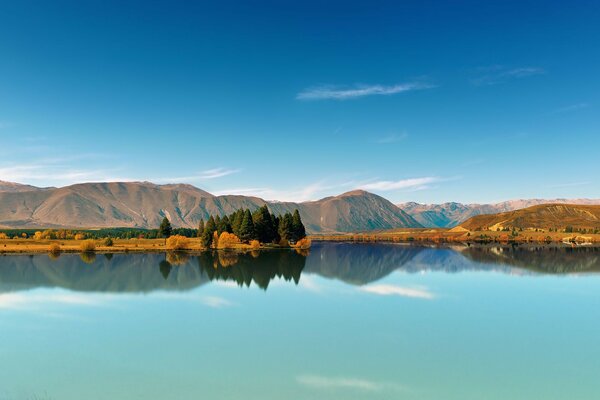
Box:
[400,199,600,228]
[0,182,421,233]
[459,204,600,231]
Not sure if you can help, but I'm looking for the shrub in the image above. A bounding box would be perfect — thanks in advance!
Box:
[0,233,7,239]
[294,237,312,249]
[74,233,86,240]
[104,237,114,247]
[249,239,261,250]
[218,232,241,249]
[48,243,61,254]
[166,235,191,250]
[80,240,96,252]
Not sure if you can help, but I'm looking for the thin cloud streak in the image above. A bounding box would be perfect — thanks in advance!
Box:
[555,103,589,113]
[297,82,434,100]
[359,177,439,191]
[296,374,406,392]
[376,132,408,144]
[360,284,435,300]
[471,66,545,86]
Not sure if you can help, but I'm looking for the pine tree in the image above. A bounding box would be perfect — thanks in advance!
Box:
[197,219,205,238]
[253,205,276,243]
[231,209,244,236]
[218,215,232,234]
[278,212,293,242]
[291,209,306,242]
[158,217,172,238]
[238,209,256,242]
[201,216,217,248]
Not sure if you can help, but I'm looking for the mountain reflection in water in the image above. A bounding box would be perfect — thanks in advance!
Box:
[1,242,599,294]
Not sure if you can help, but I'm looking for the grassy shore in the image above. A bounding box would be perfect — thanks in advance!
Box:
[0,237,310,254]
[310,228,600,245]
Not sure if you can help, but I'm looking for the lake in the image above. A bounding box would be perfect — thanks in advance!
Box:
[1,242,599,400]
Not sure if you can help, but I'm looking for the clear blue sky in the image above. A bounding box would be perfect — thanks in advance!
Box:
[0,0,598,203]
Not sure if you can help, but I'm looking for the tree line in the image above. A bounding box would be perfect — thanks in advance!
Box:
[192,206,307,248]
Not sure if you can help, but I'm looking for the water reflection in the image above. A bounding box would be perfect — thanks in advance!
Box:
[0,243,599,294]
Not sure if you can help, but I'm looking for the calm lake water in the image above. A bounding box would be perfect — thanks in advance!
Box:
[1,242,600,400]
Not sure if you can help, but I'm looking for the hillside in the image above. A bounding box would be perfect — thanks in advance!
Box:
[400,199,600,228]
[0,181,421,233]
[459,204,600,231]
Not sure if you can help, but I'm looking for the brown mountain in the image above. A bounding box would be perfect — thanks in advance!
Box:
[0,182,421,233]
[399,199,600,228]
[458,204,600,231]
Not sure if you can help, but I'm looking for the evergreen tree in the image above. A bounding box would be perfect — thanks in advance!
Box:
[201,216,217,248]
[253,205,276,243]
[218,215,232,234]
[197,219,205,238]
[278,212,293,242]
[231,209,244,236]
[158,217,172,238]
[238,209,256,242]
[291,209,306,242]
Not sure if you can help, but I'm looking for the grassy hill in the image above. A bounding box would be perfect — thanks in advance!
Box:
[459,204,600,232]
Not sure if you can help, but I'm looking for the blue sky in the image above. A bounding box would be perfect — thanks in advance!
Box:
[0,0,598,203]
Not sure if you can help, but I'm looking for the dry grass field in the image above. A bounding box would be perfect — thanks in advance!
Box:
[311,227,600,245]
[0,237,312,254]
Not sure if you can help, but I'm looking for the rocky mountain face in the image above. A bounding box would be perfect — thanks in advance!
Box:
[0,181,421,233]
[399,199,600,228]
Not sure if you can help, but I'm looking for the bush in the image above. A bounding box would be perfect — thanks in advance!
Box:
[217,232,241,249]
[0,233,7,239]
[294,237,312,249]
[249,239,261,250]
[166,235,191,250]
[104,237,114,247]
[74,233,86,240]
[80,240,96,252]
[48,243,61,254]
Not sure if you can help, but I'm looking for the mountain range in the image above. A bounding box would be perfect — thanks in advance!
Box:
[399,199,600,228]
[1,180,599,232]
[0,181,418,233]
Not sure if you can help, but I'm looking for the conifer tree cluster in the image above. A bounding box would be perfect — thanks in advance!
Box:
[197,206,306,248]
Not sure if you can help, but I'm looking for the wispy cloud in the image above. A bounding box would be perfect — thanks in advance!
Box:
[200,296,234,308]
[297,82,434,100]
[554,103,589,113]
[471,66,545,86]
[375,132,408,144]
[214,180,356,202]
[0,291,107,311]
[358,177,439,192]
[360,284,435,300]
[296,374,405,392]
[152,168,240,183]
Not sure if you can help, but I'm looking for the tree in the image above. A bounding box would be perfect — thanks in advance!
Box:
[238,209,256,242]
[217,215,232,235]
[278,212,293,243]
[253,205,276,244]
[201,216,217,248]
[291,209,306,242]
[197,219,205,238]
[158,217,173,238]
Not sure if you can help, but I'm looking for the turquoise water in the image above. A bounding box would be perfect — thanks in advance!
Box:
[1,243,599,400]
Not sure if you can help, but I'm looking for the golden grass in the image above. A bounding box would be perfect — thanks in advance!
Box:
[0,236,308,253]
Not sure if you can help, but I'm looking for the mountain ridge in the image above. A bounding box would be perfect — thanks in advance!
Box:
[0,181,420,233]
[399,198,600,228]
